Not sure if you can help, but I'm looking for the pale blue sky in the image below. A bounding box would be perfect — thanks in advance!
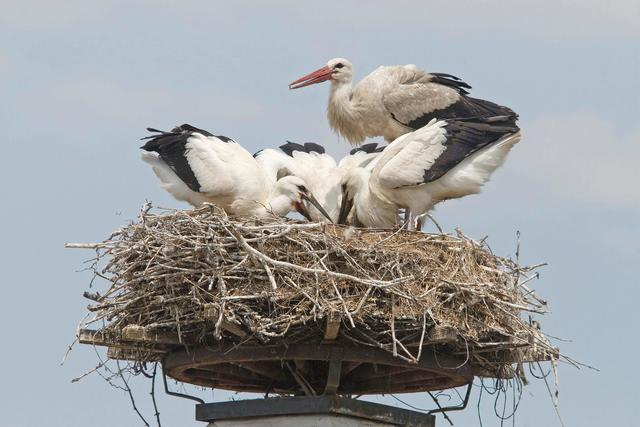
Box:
[1,1,638,426]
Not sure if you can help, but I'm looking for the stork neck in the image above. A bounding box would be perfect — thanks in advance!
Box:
[343,169,393,227]
[329,80,354,113]
[356,178,398,227]
[359,192,398,228]
[255,150,287,186]
[328,80,365,144]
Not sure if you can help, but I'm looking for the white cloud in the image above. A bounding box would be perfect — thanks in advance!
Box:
[506,113,640,206]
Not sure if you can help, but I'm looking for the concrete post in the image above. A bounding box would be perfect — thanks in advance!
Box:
[196,396,435,427]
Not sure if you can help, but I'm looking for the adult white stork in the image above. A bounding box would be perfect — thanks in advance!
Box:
[140,124,332,221]
[338,119,521,229]
[289,58,519,146]
[254,141,383,222]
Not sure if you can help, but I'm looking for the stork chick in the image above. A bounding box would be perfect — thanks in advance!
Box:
[141,124,331,221]
[254,141,384,222]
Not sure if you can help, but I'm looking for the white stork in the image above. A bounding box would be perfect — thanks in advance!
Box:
[254,141,383,222]
[338,119,521,229]
[289,58,519,146]
[140,124,332,221]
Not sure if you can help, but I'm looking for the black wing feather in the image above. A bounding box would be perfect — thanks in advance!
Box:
[141,128,205,192]
[280,141,307,157]
[402,96,519,134]
[349,142,382,155]
[429,73,472,95]
[280,141,326,157]
[171,123,235,143]
[421,119,519,183]
[303,142,325,154]
[171,124,214,136]
[215,135,235,143]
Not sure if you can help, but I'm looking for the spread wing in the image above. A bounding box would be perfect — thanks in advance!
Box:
[372,120,449,189]
[373,119,519,189]
[423,120,519,182]
[141,152,209,207]
[141,126,259,197]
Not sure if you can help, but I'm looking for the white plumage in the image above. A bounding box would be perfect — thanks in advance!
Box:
[141,125,331,220]
[339,119,521,229]
[141,152,210,207]
[254,142,382,222]
[289,58,518,146]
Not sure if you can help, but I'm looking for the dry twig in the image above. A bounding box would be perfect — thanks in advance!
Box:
[70,204,558,379]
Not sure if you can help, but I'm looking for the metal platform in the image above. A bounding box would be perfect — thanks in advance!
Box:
[196,396,435,426]
[163,341,473,396]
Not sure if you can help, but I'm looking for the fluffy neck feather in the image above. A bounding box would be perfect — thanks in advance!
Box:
[231,190,293,219]
[327,81,365,145]
[266,193,294,217]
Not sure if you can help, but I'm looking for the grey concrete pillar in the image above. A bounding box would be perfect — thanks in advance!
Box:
[196,396,435,427]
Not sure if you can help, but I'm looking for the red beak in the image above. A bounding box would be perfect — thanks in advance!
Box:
[289,65,333,89]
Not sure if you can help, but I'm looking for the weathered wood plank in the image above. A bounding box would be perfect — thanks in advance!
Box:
[323,311,342,341]
[121,324,183,345]
[79,329,169,359]
[107,347,163,362]
[78,329,115,346]
[427,325,458,344]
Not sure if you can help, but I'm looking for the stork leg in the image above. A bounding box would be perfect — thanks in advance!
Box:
[415,214,425,231]
[414,212,442,233]
[403,208,413,230]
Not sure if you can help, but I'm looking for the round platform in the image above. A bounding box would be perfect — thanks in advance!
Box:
[163,341,473,395]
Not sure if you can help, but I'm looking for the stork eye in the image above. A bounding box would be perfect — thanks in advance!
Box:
[297,185,307,192]
[334,63,344,69]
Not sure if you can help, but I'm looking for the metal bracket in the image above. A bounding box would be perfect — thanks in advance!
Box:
[427,382,472,416]
[162,368,204,404]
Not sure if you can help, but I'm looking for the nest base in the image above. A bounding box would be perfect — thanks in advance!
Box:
[164,341,473,395]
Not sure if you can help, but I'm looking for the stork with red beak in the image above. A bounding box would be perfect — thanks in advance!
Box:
[289,58,519,147]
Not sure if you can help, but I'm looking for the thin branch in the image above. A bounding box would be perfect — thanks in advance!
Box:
[117,361,150,427]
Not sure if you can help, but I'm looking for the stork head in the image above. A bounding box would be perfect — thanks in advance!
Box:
[289,58,353,89]
[337,168,369,225]
[274,176,333,222]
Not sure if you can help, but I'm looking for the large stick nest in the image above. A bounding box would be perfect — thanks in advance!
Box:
[78,204,557,382]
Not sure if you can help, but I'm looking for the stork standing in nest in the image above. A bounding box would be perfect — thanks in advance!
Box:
[338,119,521,229]
[289,58,519,146]
[140,124,332,221]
